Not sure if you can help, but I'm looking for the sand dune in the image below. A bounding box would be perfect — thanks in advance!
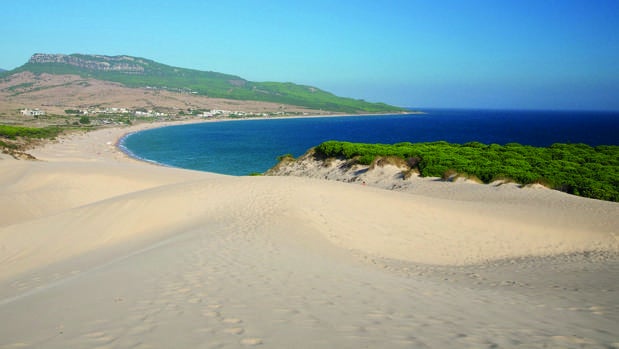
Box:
[1,123,618,348]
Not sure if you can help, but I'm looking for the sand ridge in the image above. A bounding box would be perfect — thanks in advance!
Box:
[1,122,618,348]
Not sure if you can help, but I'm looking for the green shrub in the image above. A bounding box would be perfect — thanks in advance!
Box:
[314,140,619,202]
[276,154,295,161]
[0,125,61,139]
[0,140,18,149]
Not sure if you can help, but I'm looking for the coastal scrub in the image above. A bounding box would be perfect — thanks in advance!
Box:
[315,140,619,202]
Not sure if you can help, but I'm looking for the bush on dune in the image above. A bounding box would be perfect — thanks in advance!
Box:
[314,140,619,202]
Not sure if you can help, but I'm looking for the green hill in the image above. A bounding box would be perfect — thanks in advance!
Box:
[4,53,405,114]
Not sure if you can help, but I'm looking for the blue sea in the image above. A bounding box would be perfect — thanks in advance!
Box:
[120,109,619,176]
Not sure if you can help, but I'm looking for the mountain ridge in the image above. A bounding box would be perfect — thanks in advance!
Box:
[3,53,404,114]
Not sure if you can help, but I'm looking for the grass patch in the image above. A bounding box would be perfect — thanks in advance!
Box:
[369,156,409,170]
[276,153,295,162]
[0,125,62,139]
[0,140,19,149]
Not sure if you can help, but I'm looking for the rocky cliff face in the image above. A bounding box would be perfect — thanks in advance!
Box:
[28,53,145,73]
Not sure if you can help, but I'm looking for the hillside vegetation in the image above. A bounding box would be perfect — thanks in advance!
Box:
[0,125,63,158]
[315,140,619,202]
[3,54,404,114]
[0,125,62,140]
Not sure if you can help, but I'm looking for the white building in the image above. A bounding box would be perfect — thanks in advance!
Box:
[21,108,45,117]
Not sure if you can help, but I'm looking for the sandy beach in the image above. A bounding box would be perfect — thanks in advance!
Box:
[1,122,618,348]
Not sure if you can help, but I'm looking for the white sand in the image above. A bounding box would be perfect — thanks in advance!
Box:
[1,122,618,348]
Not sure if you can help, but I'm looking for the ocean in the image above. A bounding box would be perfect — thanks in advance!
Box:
[120,109,619,176]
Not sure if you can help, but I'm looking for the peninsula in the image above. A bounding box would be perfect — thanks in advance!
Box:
[0,53,405,124]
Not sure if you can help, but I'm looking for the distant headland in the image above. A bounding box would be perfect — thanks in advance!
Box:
[0,53,406,122]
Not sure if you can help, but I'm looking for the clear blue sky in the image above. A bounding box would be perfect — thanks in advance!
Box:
[2,0,618,110]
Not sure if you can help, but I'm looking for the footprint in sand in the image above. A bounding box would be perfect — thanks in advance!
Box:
[551,335,597,346]
[82,331,116,345]
[240,338,263,346]
[589,305,605,315]
[224,327,245,335]
[187,297,202,304]
[203,311,221,318]
[3,342,30,348]
[194,327,215,334]
[223,318,243,324]
[272,308,300,316]
[127,323,156,336]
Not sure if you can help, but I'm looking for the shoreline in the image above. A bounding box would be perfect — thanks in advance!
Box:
[113,111,423,170]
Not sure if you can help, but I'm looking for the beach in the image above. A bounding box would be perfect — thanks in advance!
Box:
[1,122,618,348]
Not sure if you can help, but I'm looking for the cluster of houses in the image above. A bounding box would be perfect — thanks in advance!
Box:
[203,110,293,118]
[19,107,299,120]
[134,110,169,118]
[20,107,169,118]
[20,108,46,117]
[82,107,131,115]
[76,107,169,118]
[192,109,254,117]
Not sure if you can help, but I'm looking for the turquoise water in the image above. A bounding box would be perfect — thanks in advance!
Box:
[120,109,619,175]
